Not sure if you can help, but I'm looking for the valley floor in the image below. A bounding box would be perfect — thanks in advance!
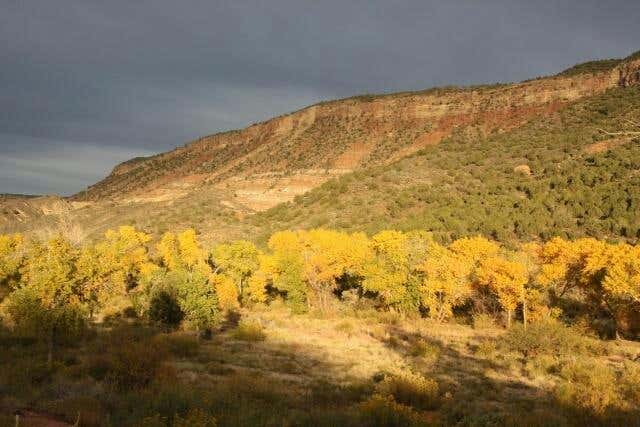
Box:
[2,306,640,426]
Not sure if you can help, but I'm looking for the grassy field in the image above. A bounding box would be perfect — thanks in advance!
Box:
[2,305,639,426]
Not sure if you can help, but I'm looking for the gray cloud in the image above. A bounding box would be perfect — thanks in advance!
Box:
[1,0,638,195]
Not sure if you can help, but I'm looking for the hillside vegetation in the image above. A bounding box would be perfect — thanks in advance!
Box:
[255,86,640,246]
[68,53,639,211]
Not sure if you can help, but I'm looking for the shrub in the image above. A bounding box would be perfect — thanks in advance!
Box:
[376,370,439,410]
[356,394,425,427]
[474,338,497,359]
[620,361,640,405]
[105,340,170,391]
[554,358,619,416]
[408,338,440,363]
[472,313,495,330]
[500,318,596,358]
[232,320,266,342]
[523,354,557,379]
[335,320,355,335]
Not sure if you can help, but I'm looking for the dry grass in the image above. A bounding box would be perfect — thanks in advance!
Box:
[2,309,639,426]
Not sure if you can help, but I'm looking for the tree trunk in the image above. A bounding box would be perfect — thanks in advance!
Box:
[522,300,528,331]
[47,332,54,368]
[506,310,512,328]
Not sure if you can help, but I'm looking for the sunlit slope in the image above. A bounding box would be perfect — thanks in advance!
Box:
[74,53,640,211]
[254,86,640,244]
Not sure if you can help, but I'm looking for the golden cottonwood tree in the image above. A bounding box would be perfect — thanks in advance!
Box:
[514,242,550,325]
[299,229,369,310]
[212,240,260,304]
[0,233,26,293]
[76,226,155,318]
[537,237,605,295]
[252,231,307,311]
[360,230,429,312]
[418,242,472,322]
[155,229,224,330]
[449,236,500,265]
[7,235,85,365]
[158,229,209,274]
[583,242,640,336]
[475,255,528,327]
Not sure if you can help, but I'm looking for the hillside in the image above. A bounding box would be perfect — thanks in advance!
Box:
[1,51,640,244]
[254,86,640,245]
[72,52,640,212]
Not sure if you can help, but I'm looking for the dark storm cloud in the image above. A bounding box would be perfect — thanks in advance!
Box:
[1,0,638,195]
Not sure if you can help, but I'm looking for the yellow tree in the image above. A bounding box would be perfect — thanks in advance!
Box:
[359,230,429,312]
[158,229,209,273]
[475,255,528,327]
[582,242,640,337]
[537,237,605,296]
[449,236,500,265]
[210,274,239,311]
[418,242,473,322]
[299,229,370,310]
[77,226,155,318]
[0,233,26,294]
[9,235,85,365]
[253,231,307,311]
[514,242,549,327]
[211,240,260,304]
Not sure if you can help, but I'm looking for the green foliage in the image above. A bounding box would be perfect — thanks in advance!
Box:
[500,318,599,358]
[212,240,260,303]
[148,289,184,330]
[556,58,621,77]
[166,269,220,331]
[3,285,87,351]
[255,87,640,246]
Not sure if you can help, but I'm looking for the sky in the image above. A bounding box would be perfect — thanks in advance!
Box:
[1,0,639,195]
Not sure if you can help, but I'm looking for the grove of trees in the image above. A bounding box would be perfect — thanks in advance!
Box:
[1,226,639,360]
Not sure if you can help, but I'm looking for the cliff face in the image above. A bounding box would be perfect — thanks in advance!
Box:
[69,54,639,211]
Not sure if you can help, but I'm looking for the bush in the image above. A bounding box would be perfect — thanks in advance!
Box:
[105,340,170,391]
[474,338,497,359]
[376,370,439,410]
[356,394,425,427]
[408,338,440,362]
[232,320,266,342]
[500,318,597,358]
[554,358,619,416]
[472,313,495,330]
[620,361,640,404]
